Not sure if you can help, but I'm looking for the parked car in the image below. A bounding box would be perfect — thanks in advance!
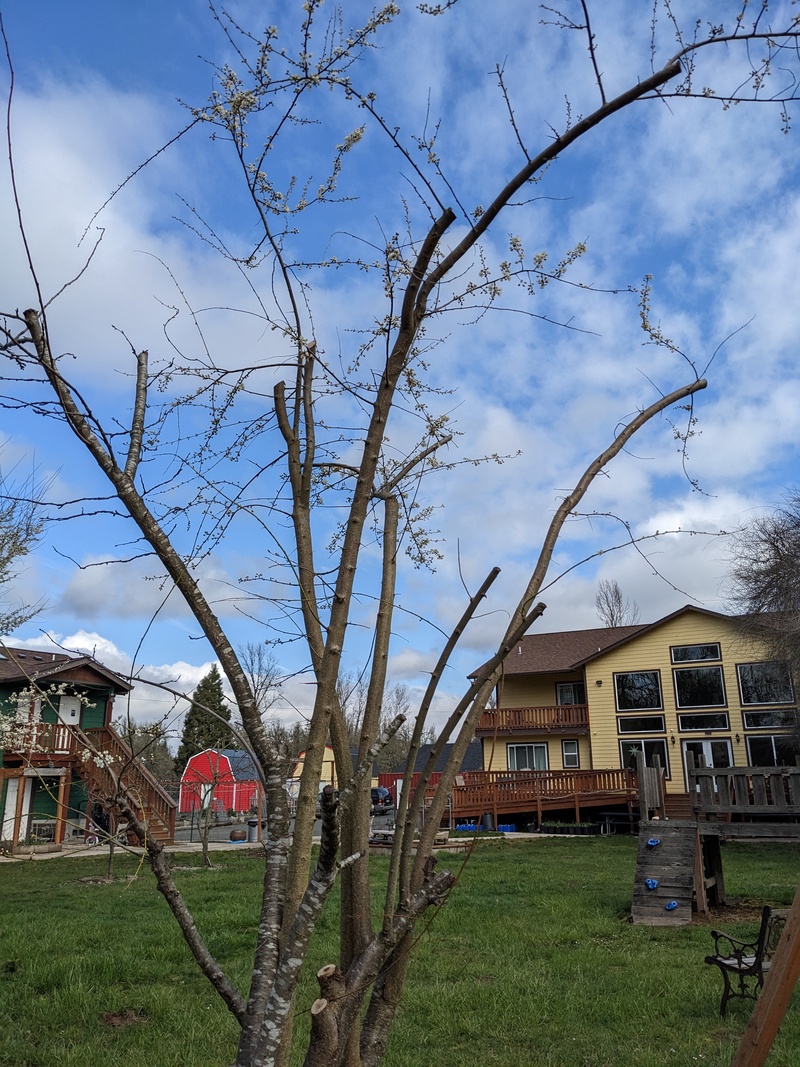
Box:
[371,786,393,812]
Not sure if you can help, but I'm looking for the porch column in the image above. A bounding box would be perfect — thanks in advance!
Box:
[12,773,28,848]
[0,771,23,843]
[55,769,71,845]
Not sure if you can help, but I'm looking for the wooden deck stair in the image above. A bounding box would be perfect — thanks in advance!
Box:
[663,792,693,819]
[83,727,176,843]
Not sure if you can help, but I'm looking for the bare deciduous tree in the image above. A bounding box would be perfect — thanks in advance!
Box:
[3,5,800,1066]
[240,643,283,720]
[728,493,800,755]
[728,493,800,654]
[113,718,176,784]
[0,486,41,635]
[595,578,641,628]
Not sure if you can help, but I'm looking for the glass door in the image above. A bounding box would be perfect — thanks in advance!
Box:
[682,738,732,790]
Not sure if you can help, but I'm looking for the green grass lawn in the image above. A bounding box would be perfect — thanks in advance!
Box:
[0,837,797,1067]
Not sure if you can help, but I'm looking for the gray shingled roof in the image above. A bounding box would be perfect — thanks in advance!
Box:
[0,645,132,692]
[498,605,736,677]
[392,739,484,774]
[502,624,645,675]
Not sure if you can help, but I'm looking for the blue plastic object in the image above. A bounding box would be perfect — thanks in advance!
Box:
[665,900,678,911]
[646,838,661,849]
[645,878,659,890]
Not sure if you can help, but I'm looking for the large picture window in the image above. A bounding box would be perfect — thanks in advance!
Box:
[619,739,669,778]
[747,734,798,767]
[507,743,548,772]
[673,666,725,709]
[737,662,795,706]
[614,671,662,711]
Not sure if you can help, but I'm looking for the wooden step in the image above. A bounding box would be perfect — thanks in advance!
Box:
[81,727,176,844]
[664,792,693,819]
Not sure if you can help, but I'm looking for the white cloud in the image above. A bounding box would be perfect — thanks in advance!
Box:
[4,3,800,735]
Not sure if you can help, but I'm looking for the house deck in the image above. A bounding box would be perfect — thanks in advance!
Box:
[476,704,589,735]
[444,768,637,826]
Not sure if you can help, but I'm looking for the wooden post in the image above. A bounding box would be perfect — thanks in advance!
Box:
[700,833,725,906]
[12,774,27,848]
[55,770,71,845]
[693,830,707,915]
[732,883,800,1067]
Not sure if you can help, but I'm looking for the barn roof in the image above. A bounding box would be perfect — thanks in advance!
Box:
[221,748,260,780]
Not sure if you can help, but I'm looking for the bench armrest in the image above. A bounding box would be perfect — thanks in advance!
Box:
[707,930,760,962]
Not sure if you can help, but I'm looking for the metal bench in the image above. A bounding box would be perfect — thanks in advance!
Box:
[704,905,788,1016]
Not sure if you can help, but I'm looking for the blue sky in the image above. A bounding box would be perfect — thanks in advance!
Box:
[2,1,800,737]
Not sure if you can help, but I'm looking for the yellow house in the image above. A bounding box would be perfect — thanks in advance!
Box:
[289,744,378,791]
[477,606,798,797]
[291,744,338,789]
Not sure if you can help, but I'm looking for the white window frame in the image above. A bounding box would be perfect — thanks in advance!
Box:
[619,738,670,778]
[670,643,721,663]
[561,740,580,769]
[676,711,729,732]
[743,709,797,730]
[746,734,797,767]
[617,714,665,734]
[614,671,663,712]
[737,662,795,706]
[507,743,548,772]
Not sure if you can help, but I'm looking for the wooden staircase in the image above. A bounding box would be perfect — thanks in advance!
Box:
[663,791,693,819]
[83,727,176,843]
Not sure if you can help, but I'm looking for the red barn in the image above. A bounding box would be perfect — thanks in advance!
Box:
[178,748,261,814]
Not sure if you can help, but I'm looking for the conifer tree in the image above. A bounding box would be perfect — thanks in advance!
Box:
[174,664,231,774]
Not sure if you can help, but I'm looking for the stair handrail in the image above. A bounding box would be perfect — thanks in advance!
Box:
[84,726,176,830]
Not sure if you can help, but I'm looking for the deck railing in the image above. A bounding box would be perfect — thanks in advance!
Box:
[83,727,177,837]
[476,704,589,734]
[690,764,800,818]
[447,767,637,820]
[2,719,78,755]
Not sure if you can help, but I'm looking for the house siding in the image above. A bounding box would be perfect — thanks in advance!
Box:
[482,733,592,773]
[487,608,797,795]
[0,686,109,729]
[587,614,765,790]
[39,694,107,729]
[499,672,583,707]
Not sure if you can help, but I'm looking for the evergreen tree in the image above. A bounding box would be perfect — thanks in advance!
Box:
[174,664,232,774]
